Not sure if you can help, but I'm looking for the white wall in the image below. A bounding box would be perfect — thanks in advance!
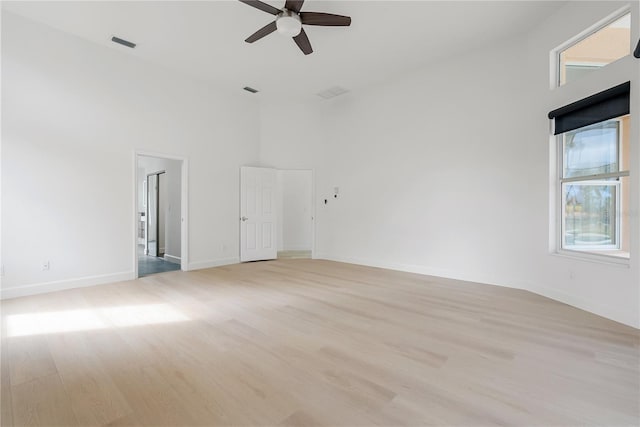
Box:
[1,12,260,298]
[260,1,640,327]
[276,170,313,252]
[264,36,541,286]
[137,156,182,261]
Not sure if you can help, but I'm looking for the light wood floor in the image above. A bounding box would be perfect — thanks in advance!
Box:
[1,260,638,426]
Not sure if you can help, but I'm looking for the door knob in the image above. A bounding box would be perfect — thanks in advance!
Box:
[241,216,248,221]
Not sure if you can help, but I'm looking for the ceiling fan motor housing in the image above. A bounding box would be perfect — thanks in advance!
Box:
[276,9,302,37]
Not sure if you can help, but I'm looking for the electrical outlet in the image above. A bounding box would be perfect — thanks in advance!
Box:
[42,261,50,271]
[222,243,228,253]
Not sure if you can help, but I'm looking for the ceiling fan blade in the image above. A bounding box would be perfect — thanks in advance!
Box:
[238,0,281,15]
[245,21,278,43]
[293,28,313,55]
[300,12,351,26]
[284,0,304,13]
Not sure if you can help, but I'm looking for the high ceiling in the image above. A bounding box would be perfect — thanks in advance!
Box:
[2,1,566,101]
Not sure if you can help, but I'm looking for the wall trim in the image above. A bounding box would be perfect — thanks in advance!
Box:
[281,246,313,252]
[528,283,639,329]
[188,257,239,271]
[316,253,639,329]
[315,253,527,290]
[164,254,181,265]
[1,271,135,300]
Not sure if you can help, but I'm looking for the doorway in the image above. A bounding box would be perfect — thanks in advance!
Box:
[136,153,187,277]
[239,167,314,262]
[277,169,313,259]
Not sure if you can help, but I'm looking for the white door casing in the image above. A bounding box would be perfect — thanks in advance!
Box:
[240,166,277,262]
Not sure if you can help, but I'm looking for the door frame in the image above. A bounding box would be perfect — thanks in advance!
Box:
[134,150,189,278]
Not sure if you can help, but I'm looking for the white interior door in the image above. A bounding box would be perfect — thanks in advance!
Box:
[240,166,277,262]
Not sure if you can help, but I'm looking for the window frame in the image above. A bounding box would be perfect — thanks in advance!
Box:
[556,117,630,259]
[553,7,632,88]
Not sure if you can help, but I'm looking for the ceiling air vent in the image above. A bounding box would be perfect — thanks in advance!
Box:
[244,86,259,94]
[111,36,136,49]
[317,86,349,100]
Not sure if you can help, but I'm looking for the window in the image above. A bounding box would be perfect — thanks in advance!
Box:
[558,12,631,86]
[560,117,630,258]
[549,82,631,260]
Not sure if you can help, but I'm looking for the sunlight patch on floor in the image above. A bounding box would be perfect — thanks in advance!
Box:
[6,303,190,337]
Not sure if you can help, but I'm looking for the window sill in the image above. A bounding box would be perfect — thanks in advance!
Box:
[553,249,630,267]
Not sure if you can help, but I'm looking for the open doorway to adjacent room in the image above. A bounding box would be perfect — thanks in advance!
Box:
[276,169,314,259]
[136,153,187,277]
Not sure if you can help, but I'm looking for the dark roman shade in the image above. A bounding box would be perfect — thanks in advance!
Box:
[548,81,630,135]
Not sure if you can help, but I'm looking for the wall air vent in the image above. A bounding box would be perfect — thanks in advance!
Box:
[317,86,349,100]
[243,86,259,94]
[111,36,136,49]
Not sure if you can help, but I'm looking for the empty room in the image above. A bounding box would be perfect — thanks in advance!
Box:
[1,1,639,426]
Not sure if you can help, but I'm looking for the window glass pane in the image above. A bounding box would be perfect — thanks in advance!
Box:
[619,115,630,171]
[563,120,619,178]
[563,182,618,249]
[559,13,631,86]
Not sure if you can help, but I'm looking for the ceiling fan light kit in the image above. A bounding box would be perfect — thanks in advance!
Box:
[239,0,351,55]
[276,10,302,37]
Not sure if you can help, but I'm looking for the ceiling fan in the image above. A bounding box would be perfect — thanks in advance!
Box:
[238,0,351,55]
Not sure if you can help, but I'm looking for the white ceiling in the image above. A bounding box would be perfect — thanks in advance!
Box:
[2,1,566,101]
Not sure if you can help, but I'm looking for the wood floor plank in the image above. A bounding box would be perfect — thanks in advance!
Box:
[8,336,58,387]
[11,373,78,426]
[1,338,15,427]
[46,332,133,426]
[1,259,638,426]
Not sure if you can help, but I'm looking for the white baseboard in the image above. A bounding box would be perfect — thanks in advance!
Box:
[164,254,181,265]
[1,271,136,300]
[528,283,639,329]
[315,253,639,329]
[187,257,239,271]
[315,253,526,290]
[282,246,313,252]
